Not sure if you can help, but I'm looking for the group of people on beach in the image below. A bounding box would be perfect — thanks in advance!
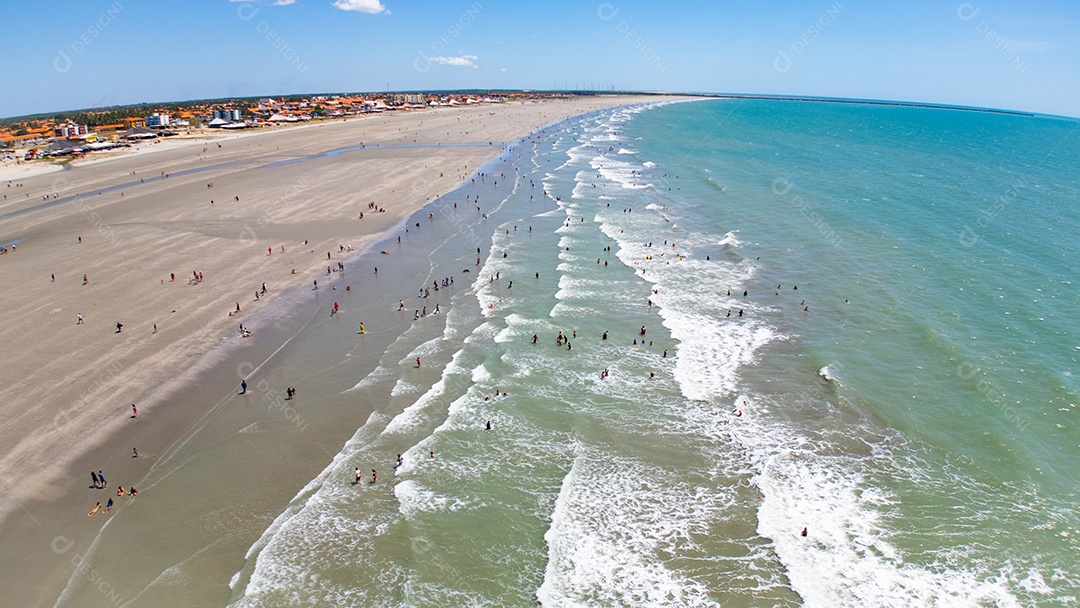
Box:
[86,407,140,518]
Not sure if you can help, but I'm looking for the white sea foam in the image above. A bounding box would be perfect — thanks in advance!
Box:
[538,452,732,607]
[388,378,423,398]
[718,230,742,247]
[345,363,394,392]
[590,155,654,190]
[382,350,467,437]
[738,408,1024,608]
[402,337,441,366]
[394,479,469,517]
[471,363,491,382]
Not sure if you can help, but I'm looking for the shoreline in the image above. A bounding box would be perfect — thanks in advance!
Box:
[0,95,683,607]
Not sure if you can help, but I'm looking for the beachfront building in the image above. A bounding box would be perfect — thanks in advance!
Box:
[53,123,89,138]
[145,113,171,127]
[213,108,242,122]
[389,93,427,106]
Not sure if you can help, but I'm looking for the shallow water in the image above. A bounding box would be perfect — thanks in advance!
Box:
[235,99,1080,606]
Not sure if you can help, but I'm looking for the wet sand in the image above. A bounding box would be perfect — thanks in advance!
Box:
[0,95,679,607]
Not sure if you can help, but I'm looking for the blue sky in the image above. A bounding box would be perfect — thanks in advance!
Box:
[2,0,1078,118]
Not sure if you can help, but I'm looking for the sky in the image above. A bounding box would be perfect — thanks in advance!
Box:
[2,0,1078,119]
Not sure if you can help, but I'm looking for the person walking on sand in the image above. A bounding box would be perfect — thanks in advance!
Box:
[416,357,421,368]
[104,498,113,513]
[240,380,247,394]
[91,470,99,489]
[132,403,138,418]
[98,470,106,489]
[76,313,83,324]
[116,322,123,333]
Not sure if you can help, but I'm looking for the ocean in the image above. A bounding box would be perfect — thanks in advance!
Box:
[224,98,1080,607]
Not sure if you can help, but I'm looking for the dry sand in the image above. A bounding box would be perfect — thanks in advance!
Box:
[0,95,678,606]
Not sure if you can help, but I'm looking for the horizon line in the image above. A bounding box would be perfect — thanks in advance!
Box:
[3,89,1076,124]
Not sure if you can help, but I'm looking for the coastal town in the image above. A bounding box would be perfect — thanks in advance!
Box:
[0,91,574,162]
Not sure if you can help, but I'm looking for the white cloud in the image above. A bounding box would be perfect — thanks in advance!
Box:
[430,55,479,68]
[273,0,296,5]
[500,67,507,72]
[331,0,389,14]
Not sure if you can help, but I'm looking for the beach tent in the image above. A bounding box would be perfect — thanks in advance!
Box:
[207,117,230,128]
[44,139,83,155]
[121,127,158,140]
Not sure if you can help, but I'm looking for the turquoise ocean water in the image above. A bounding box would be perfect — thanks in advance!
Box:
[227,99,1080,606]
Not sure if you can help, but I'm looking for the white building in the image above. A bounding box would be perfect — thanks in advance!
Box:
[212,108,242,122]
[145,113,171,127]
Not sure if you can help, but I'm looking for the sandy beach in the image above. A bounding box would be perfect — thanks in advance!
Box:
[0,95,678,607]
